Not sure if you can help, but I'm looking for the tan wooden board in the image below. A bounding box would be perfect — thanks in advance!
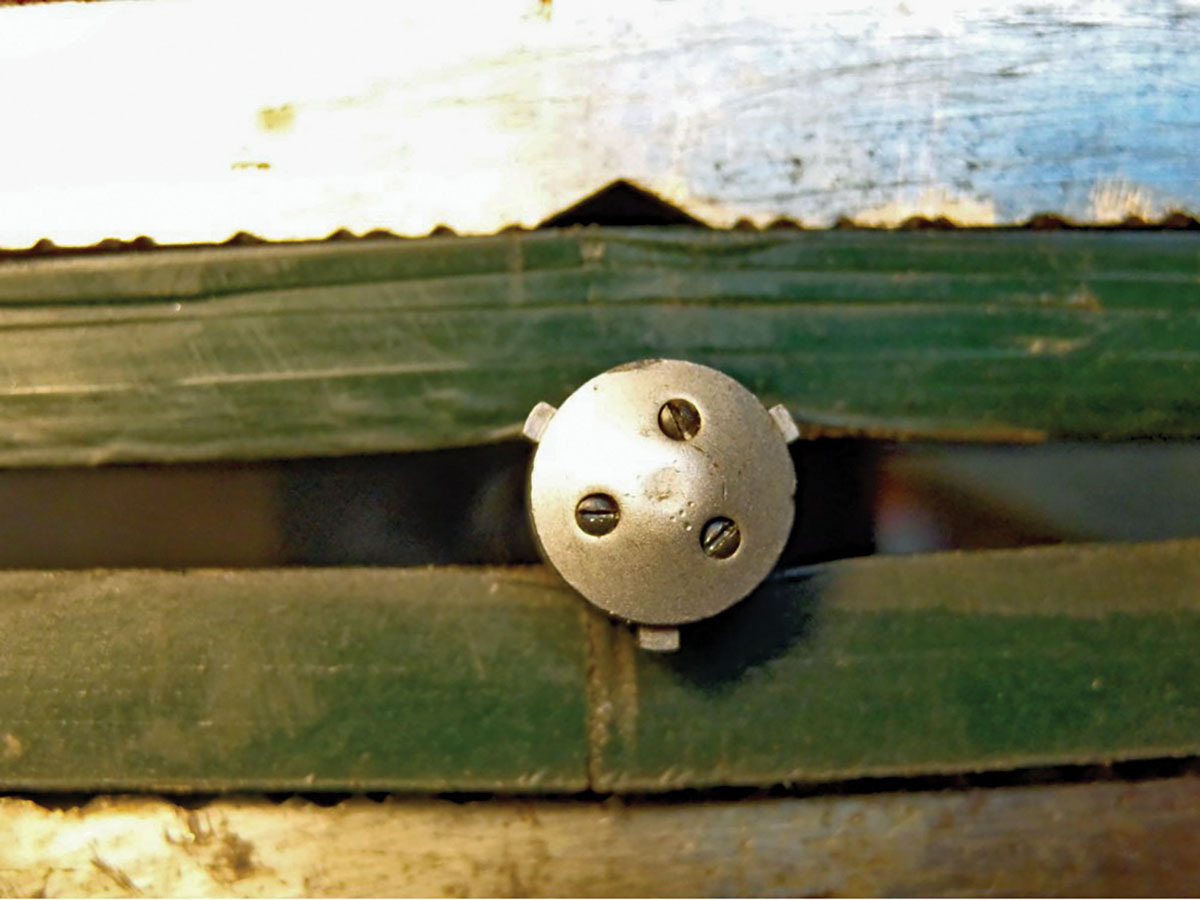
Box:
[1,776,1199,897]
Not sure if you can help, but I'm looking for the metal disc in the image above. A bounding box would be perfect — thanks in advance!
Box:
[528,359,797,625]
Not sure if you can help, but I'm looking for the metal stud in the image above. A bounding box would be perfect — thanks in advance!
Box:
[524,359,800,649]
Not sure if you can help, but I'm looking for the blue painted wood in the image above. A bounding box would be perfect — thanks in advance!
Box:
[0,1,1197,243]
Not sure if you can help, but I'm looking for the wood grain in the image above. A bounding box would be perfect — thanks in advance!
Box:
[2,229,1197,467]
[2,0,1199,243]
[2,777,1200,897]
[0,540,1196,793]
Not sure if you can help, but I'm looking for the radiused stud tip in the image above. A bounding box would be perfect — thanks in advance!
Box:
[522,401,557,442]
[637,625,681,652]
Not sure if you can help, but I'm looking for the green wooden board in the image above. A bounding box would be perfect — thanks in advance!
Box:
[0,568,591,793]
[0,540,1196,792]
[1,229,1197,467]
[589,539,1200,790]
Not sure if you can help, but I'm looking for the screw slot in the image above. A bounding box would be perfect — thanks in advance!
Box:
[576,493,620,536]
[659,398,701,441]
[701,517,741,559]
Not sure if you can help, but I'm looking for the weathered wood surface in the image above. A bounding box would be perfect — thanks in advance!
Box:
[2,777,1200,897]
[0,540,1196,793]
[589,538,1200,791]
[3,1,1200,244]
[0,567,590,793]
[3,229,1198,467]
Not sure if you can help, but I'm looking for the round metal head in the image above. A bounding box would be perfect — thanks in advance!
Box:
[526,359,798,626]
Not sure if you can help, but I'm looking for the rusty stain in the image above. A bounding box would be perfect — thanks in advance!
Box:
[222,830,259,883]
[258,104,296,133]
[211,832,258,882]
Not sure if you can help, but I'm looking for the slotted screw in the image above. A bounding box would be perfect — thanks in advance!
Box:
[575,493,620,536]
[658,398,701,441]
[701,516,741,559]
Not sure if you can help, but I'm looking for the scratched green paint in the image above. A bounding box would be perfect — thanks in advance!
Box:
[0,229,1197,467]
[0,568,590,792]
[588,539,1200,791]
[0,541,1197,792]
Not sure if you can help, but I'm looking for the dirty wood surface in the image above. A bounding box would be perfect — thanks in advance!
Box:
[0,540,1196,793]
[3,1,1200,244]
[2,229,1198,467]
[2,777,1200,897]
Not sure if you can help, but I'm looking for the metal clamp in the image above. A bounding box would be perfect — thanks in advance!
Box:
[523,359,799,651]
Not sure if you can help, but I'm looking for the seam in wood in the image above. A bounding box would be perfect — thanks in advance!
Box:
[584,611,611,791]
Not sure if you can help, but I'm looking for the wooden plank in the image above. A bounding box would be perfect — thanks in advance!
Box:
[2,229,1198,467]
[588,539,1200,790]
[0,541,1197,792]
[0,568,592,793]
[2,777,1200,897]
[3,1,1200,244]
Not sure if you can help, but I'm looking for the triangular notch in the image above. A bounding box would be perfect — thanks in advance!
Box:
[539,179,708,228]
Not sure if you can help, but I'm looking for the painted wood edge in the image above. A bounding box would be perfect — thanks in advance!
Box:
[1,228,1198,467]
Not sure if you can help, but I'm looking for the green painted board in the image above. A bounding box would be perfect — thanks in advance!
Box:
[1,229,1198,467]
[0,568,591,793]
[588,539,1200,790]
[0,540,1197,792]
